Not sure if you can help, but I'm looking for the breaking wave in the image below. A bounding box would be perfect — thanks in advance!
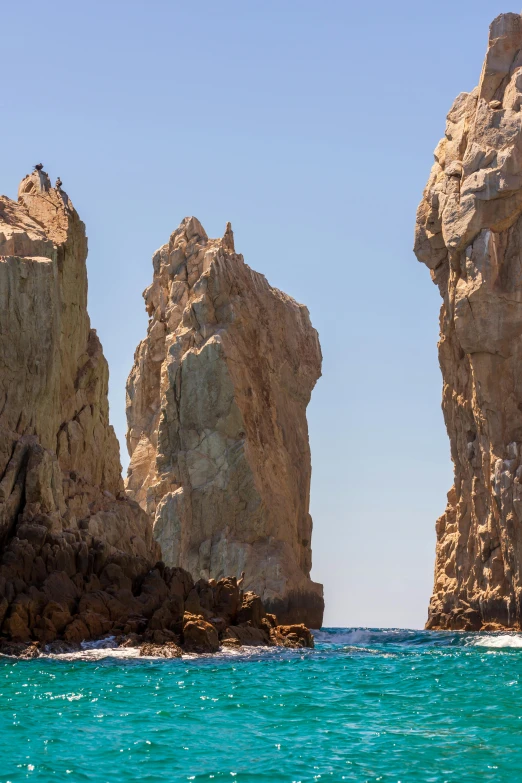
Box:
[469,633,522,648]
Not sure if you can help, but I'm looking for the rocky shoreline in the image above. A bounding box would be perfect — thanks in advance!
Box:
[0,570,313,659]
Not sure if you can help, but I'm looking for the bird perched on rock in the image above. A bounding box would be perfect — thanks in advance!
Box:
[55,177,62,189]
[33,163,44,171]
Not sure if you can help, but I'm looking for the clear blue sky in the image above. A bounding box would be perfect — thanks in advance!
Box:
[0,0,511,628]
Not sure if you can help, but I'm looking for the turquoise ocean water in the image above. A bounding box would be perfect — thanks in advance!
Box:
[1,628,522,782]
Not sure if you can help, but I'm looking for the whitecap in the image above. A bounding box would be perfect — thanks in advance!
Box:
[472,634,522,648]
[313,629,376,645]
[80,636,118,650]
[47,647,142,661]
[41,643,303,663]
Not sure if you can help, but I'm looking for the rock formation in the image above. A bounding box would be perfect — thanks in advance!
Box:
[415,13,522,630]
[0,169,314,655]
[126,217,324,627]
[0,168,167,643]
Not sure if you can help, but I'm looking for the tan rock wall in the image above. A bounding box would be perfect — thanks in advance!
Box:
[126,217,324,626]
[0,170,163,644]
[415,13,522,629]
[0,172,123,505]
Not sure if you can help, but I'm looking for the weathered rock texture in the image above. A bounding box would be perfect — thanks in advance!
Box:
[0,172,314,653]
[0,169,163,644]
[126,217,324,627]
[415,13,522,630]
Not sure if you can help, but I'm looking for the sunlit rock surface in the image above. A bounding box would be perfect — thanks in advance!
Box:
[126,217,324,627]
[415,13,522,630]
[0,169,161,644]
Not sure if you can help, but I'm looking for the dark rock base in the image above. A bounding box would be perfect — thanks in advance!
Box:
[265,588,324,629]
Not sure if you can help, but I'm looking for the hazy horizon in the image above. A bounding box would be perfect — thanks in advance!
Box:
[1,0,511,628]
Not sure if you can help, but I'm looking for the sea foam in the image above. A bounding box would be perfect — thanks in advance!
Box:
[471,634,522,648]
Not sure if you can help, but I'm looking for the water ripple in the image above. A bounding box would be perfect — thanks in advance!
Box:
[2,629,522,781]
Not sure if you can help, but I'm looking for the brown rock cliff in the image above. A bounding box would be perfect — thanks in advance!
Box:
[415,13,522,630]
[0,169,164,644]
[126,217,324,627]
[0,170,315,653]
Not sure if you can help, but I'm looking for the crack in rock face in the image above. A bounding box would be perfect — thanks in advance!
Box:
[415,13,522,630]
[125,217,324,628]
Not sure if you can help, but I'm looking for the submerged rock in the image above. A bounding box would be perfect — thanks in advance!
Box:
[0,640,40,658]
[415,14,522,630]
[139,641,182,658]
[125,217,324,627]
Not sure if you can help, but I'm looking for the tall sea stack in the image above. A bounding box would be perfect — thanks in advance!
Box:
[415,13,522,630]
[126,217,324,627]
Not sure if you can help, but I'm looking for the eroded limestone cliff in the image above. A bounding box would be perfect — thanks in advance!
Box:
[415,13,522,630]
[126,217,324,627]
